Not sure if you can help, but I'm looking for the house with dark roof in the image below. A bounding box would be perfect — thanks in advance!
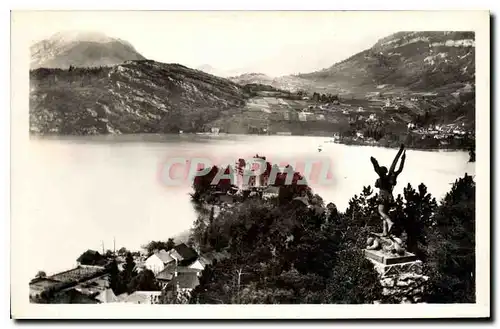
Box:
[171,243,198,266]
[155,262,202,288]
[166,272,200,293]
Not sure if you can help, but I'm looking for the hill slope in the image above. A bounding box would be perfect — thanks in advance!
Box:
[299,31,475,93]
[30,60,247,135]
[30,31,147,69]
[229,73,317,93]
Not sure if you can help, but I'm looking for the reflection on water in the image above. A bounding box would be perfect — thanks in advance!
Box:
[22,134,475,276]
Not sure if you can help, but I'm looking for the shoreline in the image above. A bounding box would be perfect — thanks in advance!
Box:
[29,132,474,152]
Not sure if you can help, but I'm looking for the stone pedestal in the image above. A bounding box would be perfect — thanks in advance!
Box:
[364,249,420,276]
[364,249,428,303]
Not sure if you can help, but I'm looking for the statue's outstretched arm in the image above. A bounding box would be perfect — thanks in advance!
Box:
[395,151,406,176]
[389,144,405,175]
[370,156,382,176]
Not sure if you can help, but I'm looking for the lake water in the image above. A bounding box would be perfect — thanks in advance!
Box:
[21,134,475,277]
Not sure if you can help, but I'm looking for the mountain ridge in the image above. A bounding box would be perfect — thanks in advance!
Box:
[298,31,475,93]
[30,60,246,135]
[30,31,147,69]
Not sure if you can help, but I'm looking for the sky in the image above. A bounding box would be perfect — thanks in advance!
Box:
[18,11,401,76]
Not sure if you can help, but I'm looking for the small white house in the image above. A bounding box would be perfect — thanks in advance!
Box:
[187,259,206,273]
[145,250,174,275]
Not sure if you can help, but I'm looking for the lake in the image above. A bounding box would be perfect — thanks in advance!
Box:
[21,134,475,276]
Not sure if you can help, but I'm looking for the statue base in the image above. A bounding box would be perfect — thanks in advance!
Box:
[364,249,421,277]
[364,249,427,303]
[364,249,417,265]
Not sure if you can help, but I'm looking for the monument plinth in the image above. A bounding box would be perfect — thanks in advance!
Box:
[364,249,418,265]
[364,248,422,276]
[364,233,422,276]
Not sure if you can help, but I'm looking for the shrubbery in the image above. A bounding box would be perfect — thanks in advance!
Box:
[186,156,476,304]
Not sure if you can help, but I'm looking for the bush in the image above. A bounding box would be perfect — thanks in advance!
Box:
[76,250,106,266]
[321,249,383,304]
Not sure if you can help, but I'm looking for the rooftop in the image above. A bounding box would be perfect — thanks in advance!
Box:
[167,272,200,290]
[154,249,174,264]
[29,277,61,293]
[172,243,198,265]
[48,266,105,283]
[158,263,201,280]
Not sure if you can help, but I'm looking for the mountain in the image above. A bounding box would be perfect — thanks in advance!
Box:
[30,60,247,135]
[299,31,475,94]
[30,31,147,69]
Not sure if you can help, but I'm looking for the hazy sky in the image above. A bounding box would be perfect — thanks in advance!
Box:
[20,11,400,76]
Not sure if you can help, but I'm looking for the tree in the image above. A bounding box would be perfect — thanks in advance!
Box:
[118,252,137,291]
[321,249,383,304]
[35,271,47,279]
[424,174,475,303]
[76,250,106,266]
[123,252,136,274]
[105,259,124,295]
[117,247,128,256]
[398,183,437,259]
[143,239,176,257]
[166,238,176,251]
[191,165,220,201]
[312,92,320,102]
[127,269,160,293]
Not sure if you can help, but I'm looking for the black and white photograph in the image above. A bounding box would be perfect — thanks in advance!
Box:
[10,10,490,319]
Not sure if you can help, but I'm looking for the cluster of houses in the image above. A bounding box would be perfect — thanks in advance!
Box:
[29,243,231,304]
[29,265,113,304]
[143,243,208,292]
[409,122,470,140]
